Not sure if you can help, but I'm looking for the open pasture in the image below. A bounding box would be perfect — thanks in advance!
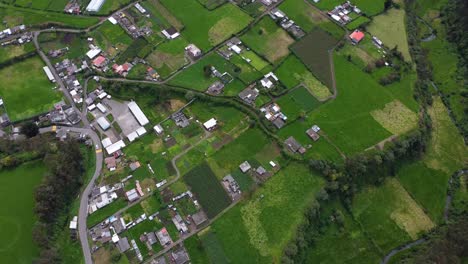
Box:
[0,56,62,121]
[291,28,338,89]
[0,161,46,264]
[147,38,189,78]
[370,100,418,135]
[314,0,386,16]
[159,0,252,50]
[91,21,133,56]
[211,163,325,263]
[276,86,321,120]
[183,162,231,218]
[275,54,332,100]
[241,17,294,64]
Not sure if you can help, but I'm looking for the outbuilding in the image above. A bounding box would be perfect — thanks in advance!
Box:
[203,118,217,131]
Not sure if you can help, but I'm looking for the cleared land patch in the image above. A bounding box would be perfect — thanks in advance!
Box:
[241,17,294,64]
[367,8,412,61]
[370,100,418,135]
[0,56,62,121]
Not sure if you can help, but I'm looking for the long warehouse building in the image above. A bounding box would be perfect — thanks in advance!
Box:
[42,66,55,83]
[128,101,149,126]
[86,0,106,12]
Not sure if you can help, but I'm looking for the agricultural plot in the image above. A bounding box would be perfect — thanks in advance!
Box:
[279,0,328,31]
[0,56,62,121]
[0,161,46,264]
[184,235,210,264]
[90,21,133,56]
[38,32,88,62]
[367,8,412,61]
[200,230,229,264]
[241,17,294,64]
[292,28,338,89]
[353,178,435,252]
[96,0,134,15]
[0,4,99,28]
[346,16,371,30]
[147,37,189,78]
[314,0,386,16]
[229,54,263,84]
[15,0,66,10]
[183,162,231,218]
[168,53,245,95]
[275,54,332,100]
[370,100,418,135]
[159,0,252,50]
[211,163,325,263]
[241,50,270,72]
[0,42,35,64]
[276,87,321,120]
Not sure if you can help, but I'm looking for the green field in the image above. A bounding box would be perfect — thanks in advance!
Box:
[147,37,189,78]
[277,87,322,120]
[38,32,88,62]
[0,42,35,64]
[0,161,46,263]
[241,17,294,64]
[275,54,332,100]
[0,3,99,29]
[0,56,62,121]
[211,163,325,263]
[184,162,231,218]
[291,28,338,89]
[91,21,133,56]
[367,8,412,61]
[346,16,371,30]
[159,0,252,50]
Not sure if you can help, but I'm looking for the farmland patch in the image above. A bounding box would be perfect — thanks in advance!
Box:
[276,87,321,120]
[370,100,418,135]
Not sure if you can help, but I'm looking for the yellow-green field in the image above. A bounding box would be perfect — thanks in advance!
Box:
[370,100,418,135]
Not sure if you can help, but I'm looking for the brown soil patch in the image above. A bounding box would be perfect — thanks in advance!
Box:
[266,30,294,63]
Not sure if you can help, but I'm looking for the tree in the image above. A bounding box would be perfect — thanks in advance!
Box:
[384,0,393,10]
[21,121,39,138]
[203,65,212,78]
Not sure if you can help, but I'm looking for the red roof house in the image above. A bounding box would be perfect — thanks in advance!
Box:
[92,56,106,67]
[349,30,365,44]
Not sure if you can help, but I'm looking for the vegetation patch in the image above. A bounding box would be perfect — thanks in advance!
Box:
[370,100,418,135]
[314,0,386,16]
[276,87,321,120]
[147,37,189,78]
[184,162,231,218]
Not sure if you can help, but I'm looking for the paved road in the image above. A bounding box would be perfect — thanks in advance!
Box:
[39,126,103,264]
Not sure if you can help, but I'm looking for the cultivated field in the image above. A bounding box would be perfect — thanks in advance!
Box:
[241,17,294,64]
[0,56,62,121]
[211,163,325,263]
[183,162,231,218]
[370,100,418,135]
[0,161,46,263]
[147,38,189,78]
[276,87,321,120]
[367,8,412,61]
[291,28,338,89]
[90,21,133,56]
[159,0,252,50]
[0,42,35,64]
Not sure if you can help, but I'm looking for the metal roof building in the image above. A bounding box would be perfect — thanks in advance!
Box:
[97,116,110,131]
[105,140,126,155]
[128,101,149,126]
[43,66,55,82]
[86,0,106,12]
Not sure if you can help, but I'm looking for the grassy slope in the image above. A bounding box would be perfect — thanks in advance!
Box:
[0,56,62,121]
[212,163,325,263]
[0,161,46,264]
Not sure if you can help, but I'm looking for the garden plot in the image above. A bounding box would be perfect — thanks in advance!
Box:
[241,17,294,64]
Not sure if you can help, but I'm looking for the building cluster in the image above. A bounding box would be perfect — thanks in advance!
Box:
[64,0,81,14]
[47,101,81,125]
[89,184,122,213]
[270,8,305,39]
[110,12,152,39]
[86,0,106,12]
[222,175,241,200]
[55,58,88,104]
[261,102,287,129]
[328,1,362,25]
[0,24,32,46]
[238,84,260,105]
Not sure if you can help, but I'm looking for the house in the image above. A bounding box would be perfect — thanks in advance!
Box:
[229,44,242,54]
[105,140,126,155]
[129,161,141,171]
[69,216,78,230]
[207,81,225,95]
[171,247,190,264]
[0,114,10,127]
[185,44,202,59]
[349,30,365,44]
[238,86,259,105]
[128,101,149,126]
[162,27,180,39]
[306,128,320,141]
[43,66,55,82]
[191,210,208,227]
[96,103,106,113]
[86,48,101,59]
[96,116,111,131]
[153,124,164,134]
[105,157,117,171]
[116,237,130,253]
[256,166,266,175]
[92,56,106,68]
[147,67,160,79]
[134,3,147,13]
[101,137,112,148]
[227,37,242,46]
[272,118,286,129]
[270,8,286,20]
[125,188,139,202]
[311,125,320,132]
[156,227,173,247]
[239,161,252,173]
[285,136,306,154]
[222,174,241,196]
[86,0,106,12]
[260,72,279,89]
[203,118,217,131]
[112,63,132,76]
[146,232,158,246]
[172,214,189,233]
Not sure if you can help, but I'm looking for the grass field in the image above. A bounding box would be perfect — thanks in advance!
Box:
[91,21,133,56]
[211,163,325,263]
[276,87,322,120]
[184,235,210,264]
[0,161,46,264]
[275,54,332,100]
[346,16,371,30]
[229,54,263,84]
[370,100,418,135]
[0,56,62,121]
[367,8,412,61]
[38,32,88,62]
[146,37,189,78]
[0,3,99,29]
[291,28,338,89]
[241,17,294,64]
[242,50,270,71]
[279,0,328,31]
[353,178,434,252]
[159,0,252,50]
[314,0,386,16]
[184,162,231,218]
[0,42,35,64]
